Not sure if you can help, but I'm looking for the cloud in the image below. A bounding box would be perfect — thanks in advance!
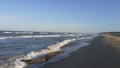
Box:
[0,16,21,21]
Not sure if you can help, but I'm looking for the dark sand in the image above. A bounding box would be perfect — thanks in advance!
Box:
[43,34,120,68]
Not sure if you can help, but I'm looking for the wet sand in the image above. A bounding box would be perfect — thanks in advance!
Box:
[43,34,120,68]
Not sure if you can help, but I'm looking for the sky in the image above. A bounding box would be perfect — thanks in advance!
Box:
[0,0,120,33]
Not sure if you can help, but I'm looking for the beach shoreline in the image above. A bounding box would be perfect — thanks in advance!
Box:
[43,34,120,68]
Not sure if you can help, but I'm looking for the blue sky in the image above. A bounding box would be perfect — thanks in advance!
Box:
[0,0,120,33]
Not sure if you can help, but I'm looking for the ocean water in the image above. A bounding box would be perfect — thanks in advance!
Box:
[0,31,97,68]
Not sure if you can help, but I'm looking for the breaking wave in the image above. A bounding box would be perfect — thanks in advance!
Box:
[0,35,61,40]
[8,39,76,68]
[0,31,99,68]
[0,36,96,68]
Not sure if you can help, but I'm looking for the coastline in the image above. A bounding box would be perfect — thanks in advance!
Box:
[43,34,120,68]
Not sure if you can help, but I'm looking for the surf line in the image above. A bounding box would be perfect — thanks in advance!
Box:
[22,51,63,64]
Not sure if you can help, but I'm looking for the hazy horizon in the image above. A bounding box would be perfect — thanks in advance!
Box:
[0,0,120,33]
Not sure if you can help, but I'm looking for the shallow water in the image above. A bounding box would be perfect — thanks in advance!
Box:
[0,31,95,68]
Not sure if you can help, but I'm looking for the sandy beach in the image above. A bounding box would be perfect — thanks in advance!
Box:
[43,34,120,68]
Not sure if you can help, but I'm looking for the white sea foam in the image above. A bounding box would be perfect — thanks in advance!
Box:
[3,31,34,34]
[1,34,98,68]
[3,32,13,34]
[25,37,93,68]
[0,33,86,40]
[0,35,61,40]
[14,32,33,34]
[7,38,76,68]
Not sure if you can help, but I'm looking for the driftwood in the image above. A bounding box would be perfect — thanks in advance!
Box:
[22,51,63,64]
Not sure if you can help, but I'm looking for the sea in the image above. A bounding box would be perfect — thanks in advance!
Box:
[0,31,98,68]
